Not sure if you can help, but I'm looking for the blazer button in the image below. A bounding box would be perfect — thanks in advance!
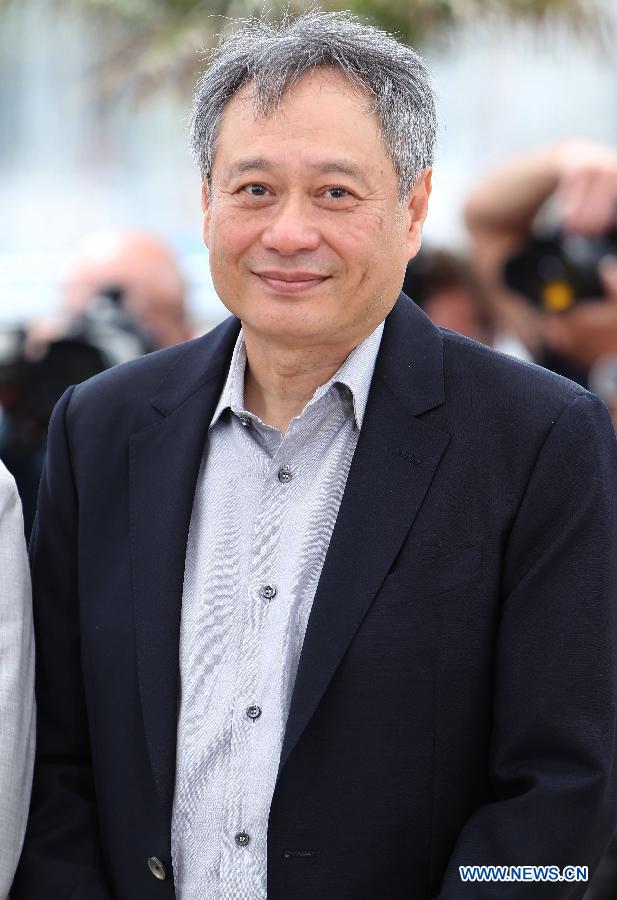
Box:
[147,857,167,880]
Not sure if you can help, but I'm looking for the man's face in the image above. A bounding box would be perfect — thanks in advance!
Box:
[203,68,431,350]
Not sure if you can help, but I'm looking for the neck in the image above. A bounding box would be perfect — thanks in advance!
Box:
[242,329,360,433]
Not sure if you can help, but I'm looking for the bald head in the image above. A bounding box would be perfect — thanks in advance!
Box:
[63,230,191,348]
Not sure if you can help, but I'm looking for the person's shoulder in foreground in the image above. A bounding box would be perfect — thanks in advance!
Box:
[0,461,34,900]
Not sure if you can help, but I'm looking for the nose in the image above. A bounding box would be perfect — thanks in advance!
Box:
[260,193,320,255]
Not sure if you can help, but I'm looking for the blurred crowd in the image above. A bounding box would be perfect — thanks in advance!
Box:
[2,137,617,543]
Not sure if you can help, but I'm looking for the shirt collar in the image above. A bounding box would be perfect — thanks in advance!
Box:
[209,329,249,429]
[209,319,385,432]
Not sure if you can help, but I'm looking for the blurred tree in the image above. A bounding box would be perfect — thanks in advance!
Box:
[0,0,607,100]
[72,0,605,40]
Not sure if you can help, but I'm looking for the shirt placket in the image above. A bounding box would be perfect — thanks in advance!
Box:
[218,425,297,899]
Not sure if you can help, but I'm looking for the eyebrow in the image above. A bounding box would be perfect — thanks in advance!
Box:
[228,157,369,187]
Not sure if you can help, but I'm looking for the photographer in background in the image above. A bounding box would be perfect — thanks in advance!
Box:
[0,288,156,538]
[464,139,617,416]
[62,229,193,350]
[0,229,195,536]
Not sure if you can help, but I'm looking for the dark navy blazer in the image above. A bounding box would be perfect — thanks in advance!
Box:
[13,294,617,899]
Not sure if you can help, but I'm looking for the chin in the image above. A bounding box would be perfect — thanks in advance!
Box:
[252,313,331,342]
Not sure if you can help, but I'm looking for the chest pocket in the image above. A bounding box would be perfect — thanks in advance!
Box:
[377,543,483,606]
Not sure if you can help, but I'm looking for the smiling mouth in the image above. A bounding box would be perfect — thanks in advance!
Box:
[255,272,329,294]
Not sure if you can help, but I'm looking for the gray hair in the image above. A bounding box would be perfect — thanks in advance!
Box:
[190,9,437,201]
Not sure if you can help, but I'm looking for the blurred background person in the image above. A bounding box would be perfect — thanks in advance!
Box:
[0,229,193,536]
[464,139,617,422]
[62,229,194,349]
[403,247,497,346]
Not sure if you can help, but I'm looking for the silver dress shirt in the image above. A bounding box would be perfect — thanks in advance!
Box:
[171,320,384,899]
[0,461,34,900]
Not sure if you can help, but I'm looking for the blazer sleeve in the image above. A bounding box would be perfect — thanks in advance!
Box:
[0,462,34,900]
[437,392,617,898]
[11,387,112,900]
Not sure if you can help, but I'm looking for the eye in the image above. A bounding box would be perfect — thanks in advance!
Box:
[242,183,269,197]
[323,187,351,200]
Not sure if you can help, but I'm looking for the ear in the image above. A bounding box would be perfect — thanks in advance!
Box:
[201,180,211,249]
[405,167,432,261]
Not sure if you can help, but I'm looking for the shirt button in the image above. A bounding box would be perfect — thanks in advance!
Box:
[260,584,277,600]
[277,466,293,483]
[147,857,167,880]
[235,831,250,847]
[246,704,262,720]
[239,416,251,427]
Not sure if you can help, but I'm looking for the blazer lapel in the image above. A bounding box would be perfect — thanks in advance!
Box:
[280,295,450,771]
[129,318,241,821]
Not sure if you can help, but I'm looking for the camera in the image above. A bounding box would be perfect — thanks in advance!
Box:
[503,228,617,312]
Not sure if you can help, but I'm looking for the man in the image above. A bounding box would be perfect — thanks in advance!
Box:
[0,461,34,898]
[13,11,617,900]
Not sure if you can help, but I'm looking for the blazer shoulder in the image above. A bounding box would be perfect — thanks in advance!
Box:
[440,328,590,424]
[71,335,202,406]
[432,330,615,508]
